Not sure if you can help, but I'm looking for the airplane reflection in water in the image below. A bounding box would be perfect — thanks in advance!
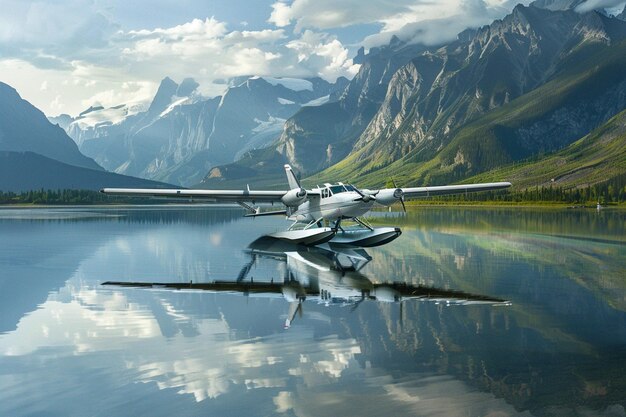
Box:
[103,237,510,329]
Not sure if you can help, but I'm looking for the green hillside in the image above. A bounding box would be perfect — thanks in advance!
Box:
[466,108,626,189]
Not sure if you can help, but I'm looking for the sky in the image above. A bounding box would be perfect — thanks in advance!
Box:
[0,0,624,116]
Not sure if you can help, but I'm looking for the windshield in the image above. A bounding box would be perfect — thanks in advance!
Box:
[330,185,345,194]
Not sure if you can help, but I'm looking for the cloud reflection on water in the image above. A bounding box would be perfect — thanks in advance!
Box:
[0,207,624,417]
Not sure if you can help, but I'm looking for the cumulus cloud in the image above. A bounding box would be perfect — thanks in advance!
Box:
[270,0,531,47]
[118,19,358,95]
[0,0,118,66]
[268,0,419,31]
[363,0,530,47]
[50,95,64,111]
[80,81,155,111]
[127,17,228,39]
[286,31,360,79]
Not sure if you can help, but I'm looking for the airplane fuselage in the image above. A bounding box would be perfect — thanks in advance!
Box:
[289,188,375,223]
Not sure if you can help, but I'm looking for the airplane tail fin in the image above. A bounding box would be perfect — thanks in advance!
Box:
[284,164,301,190]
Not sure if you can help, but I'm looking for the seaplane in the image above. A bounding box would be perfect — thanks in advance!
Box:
[101,164,511,247]
[103,238,510,329]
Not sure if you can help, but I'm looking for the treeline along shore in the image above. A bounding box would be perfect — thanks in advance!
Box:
[1,173,625,206]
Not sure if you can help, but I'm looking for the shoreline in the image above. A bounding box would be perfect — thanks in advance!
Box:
[0,202,624,210]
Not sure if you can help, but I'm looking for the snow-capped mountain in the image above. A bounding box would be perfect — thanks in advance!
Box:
[51,75,348,186]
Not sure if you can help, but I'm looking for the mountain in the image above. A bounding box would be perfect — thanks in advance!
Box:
[315,6,626,186]
[200,40,427,187]
[203,4,626,190]
[464,107,626,189]
[274,39,427,175]
[618,5,626,21]
[0,82,102,171]
[58,76,348,186]
[0,151,171,193]
[0,81,173,192]
[48,113,73,130]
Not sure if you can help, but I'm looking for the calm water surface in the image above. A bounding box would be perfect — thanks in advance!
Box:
[0,206,624,417]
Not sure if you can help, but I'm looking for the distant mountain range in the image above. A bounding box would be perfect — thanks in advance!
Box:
[201,0,626,190]
[0,151,171,193]
[51,76,348,186]
[0,82,171,193]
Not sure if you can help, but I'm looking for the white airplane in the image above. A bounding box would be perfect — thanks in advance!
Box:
[101,164,511,247]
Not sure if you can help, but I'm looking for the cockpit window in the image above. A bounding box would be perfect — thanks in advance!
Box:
[344,185,356,192]
[330,185,345,194]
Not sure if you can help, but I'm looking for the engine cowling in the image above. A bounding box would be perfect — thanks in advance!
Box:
[375,188,403,206]
[281,188,307,206]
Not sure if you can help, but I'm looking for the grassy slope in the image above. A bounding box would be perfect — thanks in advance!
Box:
[466,108,626,189]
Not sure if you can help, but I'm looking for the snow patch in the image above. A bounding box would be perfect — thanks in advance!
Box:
[261,77,313,91]
[302,95,329,107]
[159,96,192,118]
[235,116,287,161]
[71,102,146,129]
[252,116,286,133]
[277,97,296,105]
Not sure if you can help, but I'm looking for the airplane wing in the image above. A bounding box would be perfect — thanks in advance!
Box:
[100,165,321,204]
[100,187,322,205]
[365,181,511,208]
[100,187,289,203]
[401,181,511,199]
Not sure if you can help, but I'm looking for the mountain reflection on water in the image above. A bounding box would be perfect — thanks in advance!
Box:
[0,206,624,417]
[104,237,509,329]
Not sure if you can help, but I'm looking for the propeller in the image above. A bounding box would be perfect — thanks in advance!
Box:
[391,178,406,213]
[353,186,377,202]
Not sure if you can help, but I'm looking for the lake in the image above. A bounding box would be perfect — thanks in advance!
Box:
[0,206,624,417]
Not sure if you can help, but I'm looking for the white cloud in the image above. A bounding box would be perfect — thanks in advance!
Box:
[80,81,155,110]
[270,0,531,47]
[128,17,228,39]
[268,2,293,27]
[0,0,118,64]
[576,0,626,12]
[268,0,497,32]
[360,0,534,47]
[0,58,158,115]
[285,31,360,78]
[50,95,63,111]
[118,20,357,94]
